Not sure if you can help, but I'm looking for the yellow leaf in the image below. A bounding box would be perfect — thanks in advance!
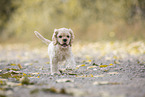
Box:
[87,60,92,62]
[23,73,27,76]
[81,64,86,66]
[77,64,86,67]
[10,64,16,66]
[18,64,23,69]
[28,75,32,77]
[103,69,109,72]
[17,83,22,86]
[109,63,113,66]
[99,65,108,68]
[87,66,97,69]
[37,76,40,78]
[76,64,86,69]
[75,67,79,69]
[0,80,6,85]
[90,74,93,77]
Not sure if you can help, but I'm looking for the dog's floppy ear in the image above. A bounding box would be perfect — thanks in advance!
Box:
[69,29,74,46]
[52,29,58,45]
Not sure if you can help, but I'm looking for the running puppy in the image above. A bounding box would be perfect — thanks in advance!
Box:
[34,28,76,75]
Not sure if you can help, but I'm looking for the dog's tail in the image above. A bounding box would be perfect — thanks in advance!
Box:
[34,31,51,45]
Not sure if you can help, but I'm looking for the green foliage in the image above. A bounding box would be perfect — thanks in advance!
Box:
[0,0,145,42]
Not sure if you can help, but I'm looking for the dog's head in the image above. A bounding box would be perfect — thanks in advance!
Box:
[52,28,74,48]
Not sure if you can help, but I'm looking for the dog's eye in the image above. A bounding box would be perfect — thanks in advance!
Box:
[59,36,62,38]
[67,35,69,38]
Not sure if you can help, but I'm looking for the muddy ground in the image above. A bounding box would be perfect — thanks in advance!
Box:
[0,42,145,97]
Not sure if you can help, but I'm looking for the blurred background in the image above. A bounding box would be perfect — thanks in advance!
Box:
[0,0,145,44]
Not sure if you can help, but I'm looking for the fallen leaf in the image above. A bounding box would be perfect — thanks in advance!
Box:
[99,65,108,68]
[0,70,22,80]
[68,73,77,75]
[93,81,121,85]
[9,70,21,74]
[90,74,93,77]
[12,74,22,80]
[66,68,73,71]
[87,60,92,62]
[18,64,23,69]
[0,80,7,85]
[109,63,113,66]
[0,72,12,78]
[24,63,33,66]
[10,63,16,66]
[17,83,22,86]
[107,72,119,75]
[56,79,74,83]
[76,64,86,69]
[103,69,109,72]
[23,73,27,76]
[92,63,99,66]
[78,64,86,67]
[6,68,19,71]
[87,66,97,69]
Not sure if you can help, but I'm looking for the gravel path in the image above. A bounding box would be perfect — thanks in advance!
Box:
[0,42,145,97]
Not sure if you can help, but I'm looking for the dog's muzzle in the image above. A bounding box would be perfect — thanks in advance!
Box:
[63,39,67,42]
[58,42,68,48]
[61,43,68,47]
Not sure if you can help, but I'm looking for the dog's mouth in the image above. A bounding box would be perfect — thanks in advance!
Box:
[60,43,68,47]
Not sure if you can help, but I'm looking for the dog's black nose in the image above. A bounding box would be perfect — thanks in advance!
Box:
[63,39,67,42]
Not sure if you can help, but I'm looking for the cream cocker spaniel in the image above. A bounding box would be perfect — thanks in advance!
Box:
[34,28,76,75]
